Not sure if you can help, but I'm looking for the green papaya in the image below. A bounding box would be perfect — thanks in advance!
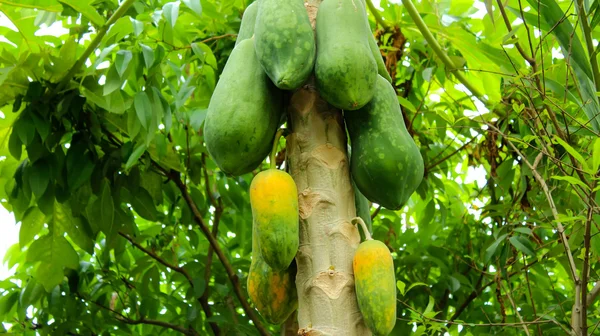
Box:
[204,39,283,176]
[368,33,392,84]
[249,168,299,271]
[236,1,259,45]
[358,0,392,83]
[345,75,423,209]
[254,0,316,90]
[353,239,396,335]
[247,227,298,325]
[315,0,377,110]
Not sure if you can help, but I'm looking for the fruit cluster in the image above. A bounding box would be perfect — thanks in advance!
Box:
[203,0,425,334]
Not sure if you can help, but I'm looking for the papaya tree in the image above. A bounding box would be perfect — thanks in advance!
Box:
[1,0,600,335]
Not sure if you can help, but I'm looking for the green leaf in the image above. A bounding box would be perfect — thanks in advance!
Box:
[103,65,123,96]
[53,200,94,254]
[0,0,62,11]
[552,136,590,173]
[28,159,49,198]
[163,2,180,28]
[125,143,147,169]
[27,232,79,290]
[485,233,507,262]
[140,43,155,69]
[551,175,590,190]
[134,91,152,129]
[397,280,406,296]
[8,128,22,160]
[19,207,45,248]
[115,50,132,77]
[130,187,159,221]
[509,235,536,257]
[182,0,202,17]
[398,96,416,113]
[59,0,105,27]
[99,180,115,238]
[593,138,600,173]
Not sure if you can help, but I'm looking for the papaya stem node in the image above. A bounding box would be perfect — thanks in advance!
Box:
[352,217,372,241]
[269,128,285,169]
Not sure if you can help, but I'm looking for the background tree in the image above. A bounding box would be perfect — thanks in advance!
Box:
[0,0,599,335]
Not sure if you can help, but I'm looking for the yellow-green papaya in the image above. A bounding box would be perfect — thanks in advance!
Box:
[249,169,299,271]
[254,0,316,90]
[315,0,377,110]
[345,75,424,209]
[204,39,283,176]
[247,227,298,325]
[353,239,396,336]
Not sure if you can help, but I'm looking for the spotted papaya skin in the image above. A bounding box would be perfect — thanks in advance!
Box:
[315,0,377,110]
[254,0,316,90]
[345,75,424,210]
[250,169,299,271]
[203,39,283,176]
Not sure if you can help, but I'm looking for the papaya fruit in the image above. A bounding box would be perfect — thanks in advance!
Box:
[204,39,283,176]
[236,1,259,46]
[254,0,316,90]
[315,0,377,110]
[250,168,299,271]
[353,239,396,336]
[247,227,298,325]
[345,74,423,210]
[367,33,393,84]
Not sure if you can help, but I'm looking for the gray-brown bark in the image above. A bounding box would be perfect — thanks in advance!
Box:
[287,86,370,335]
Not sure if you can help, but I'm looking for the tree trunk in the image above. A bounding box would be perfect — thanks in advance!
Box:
[287,88,370,335]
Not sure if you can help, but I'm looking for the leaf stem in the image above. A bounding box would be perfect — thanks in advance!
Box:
[400,0,486,102]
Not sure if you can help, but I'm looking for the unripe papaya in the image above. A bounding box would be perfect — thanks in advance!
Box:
[367,33,393,84]
[204,39,283,176]
[315,0,377,110]
[345,75,424,209]
[254,0,316,90]
[247,228,298,325]
[250,169,299,271]
[236,1,259,45]
[358,0,393,83]
[353,239,396,336]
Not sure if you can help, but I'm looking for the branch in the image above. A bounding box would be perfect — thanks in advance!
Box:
[54,0,137,93]
[487,124,579,283]
[581,200,596,335]
[400,0,486,102]
[119,232,221,335]
[365,0,390,30]
[587,281,600,306]
[163,169,270,336]
[496,0,535,64]
[83,294,197,336]
[399,299,565,329]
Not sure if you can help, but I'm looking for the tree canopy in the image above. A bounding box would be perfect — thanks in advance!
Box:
[0,0,600,335]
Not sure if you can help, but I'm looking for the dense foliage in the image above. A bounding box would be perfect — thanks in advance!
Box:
[0,0,599,335]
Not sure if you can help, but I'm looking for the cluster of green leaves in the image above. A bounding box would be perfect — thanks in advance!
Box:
[371,0,600,335]
[0,0,268,335]
[0,0,599,335]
